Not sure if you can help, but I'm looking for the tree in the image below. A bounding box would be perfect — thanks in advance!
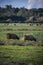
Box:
[5,5,12,9]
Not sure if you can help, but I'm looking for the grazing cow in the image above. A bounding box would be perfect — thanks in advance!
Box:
[23,35,36,41]
[6,33,19,40]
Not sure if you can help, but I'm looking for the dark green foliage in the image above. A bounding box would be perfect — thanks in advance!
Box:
[0,5,43,23]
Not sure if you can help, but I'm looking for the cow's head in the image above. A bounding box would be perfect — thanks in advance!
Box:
[6,33,11,39]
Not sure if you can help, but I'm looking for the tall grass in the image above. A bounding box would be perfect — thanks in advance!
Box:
[0,23,43,45]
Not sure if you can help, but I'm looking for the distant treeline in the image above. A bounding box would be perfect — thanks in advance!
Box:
[0,5,43,23]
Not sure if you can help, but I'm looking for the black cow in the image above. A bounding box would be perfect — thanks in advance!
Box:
[6,33,19,40]
[24,35,36,41]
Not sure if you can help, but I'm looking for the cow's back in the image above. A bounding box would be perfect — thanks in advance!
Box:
[6,33,19,40]
[24,35,36,41]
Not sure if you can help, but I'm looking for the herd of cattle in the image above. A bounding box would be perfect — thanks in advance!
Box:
[6,33,36,41]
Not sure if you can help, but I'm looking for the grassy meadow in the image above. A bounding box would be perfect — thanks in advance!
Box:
[0,23,43,45]
[0,46,43,65]
[0,23,43,65]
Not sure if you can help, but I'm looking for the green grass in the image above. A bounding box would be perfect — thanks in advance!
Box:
[0,23,43,65]
[0,46,43,65]
[0,23,43,45]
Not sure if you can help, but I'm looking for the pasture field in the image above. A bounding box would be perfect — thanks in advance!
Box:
[0,23,43,45]
[0,46,43,65]
[0,23,43,65]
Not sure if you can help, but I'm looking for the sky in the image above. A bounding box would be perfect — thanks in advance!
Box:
[0,0,43,9]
